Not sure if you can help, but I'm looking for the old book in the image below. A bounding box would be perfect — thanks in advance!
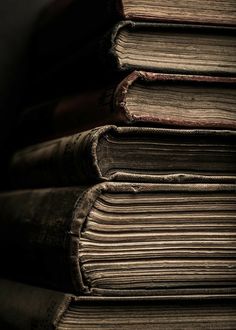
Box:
[36,22,236,77]
[0,183,236,296]
[1,280,236,330]
[31,22,236,102]
[10,126,236,188]
[18,72,236,145]
[38,0,236,28]
[33,0,236,69]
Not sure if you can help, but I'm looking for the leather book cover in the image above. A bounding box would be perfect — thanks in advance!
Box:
[1,279,236,330]
[10,125,236,188]
[0,183,236,296]
[0,279,71,330]
[31,22,236,102]
[32,0,236,71]
[18,72,236,146]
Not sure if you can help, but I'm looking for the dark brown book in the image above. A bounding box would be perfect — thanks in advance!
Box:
[39,0,236,27]
[31,22,236,102]
[0,183,236,296]
[18,72,236,145]
[1,280,236,330]
[33,0,236,70]
[10,126,236,188]
[88,22,236,76]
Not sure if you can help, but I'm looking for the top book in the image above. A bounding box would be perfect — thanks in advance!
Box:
[39,0,236,27]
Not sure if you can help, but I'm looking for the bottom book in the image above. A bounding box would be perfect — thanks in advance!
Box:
[0,279,236,330]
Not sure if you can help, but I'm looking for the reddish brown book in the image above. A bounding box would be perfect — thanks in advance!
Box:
[10,125,236,188]
[19,72,236,145]
[30,21,236,106]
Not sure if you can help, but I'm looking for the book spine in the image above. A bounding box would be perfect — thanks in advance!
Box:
[10,126,110,188]
[114,70,146,122]
[0,183,235,295]
[18,77,134,146]
[0,188,87,293]
[0,279,71,330]
[20,72,236,146]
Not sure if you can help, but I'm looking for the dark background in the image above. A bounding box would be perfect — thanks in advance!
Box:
[0,0,52,187]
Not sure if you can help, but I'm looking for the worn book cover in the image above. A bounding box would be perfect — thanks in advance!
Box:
[18,72,236,145]
[33,0,236,70]
[1,279,236,330]
[30,22,236,102]
[0,183,236,296]
[10,126,236,188]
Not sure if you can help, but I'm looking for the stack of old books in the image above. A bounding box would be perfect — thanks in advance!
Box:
[0,0,236,329]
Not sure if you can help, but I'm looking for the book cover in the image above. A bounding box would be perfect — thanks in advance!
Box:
[10,126,236,188]
[33,0,236,68]
[1,279,236,330]
[0,183,236,296]
[18,72,236,145]
[31,22,236,102]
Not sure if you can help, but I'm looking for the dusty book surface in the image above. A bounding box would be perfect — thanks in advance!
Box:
[10,126,236,188]
[18,72,236,145]
[0,183,236,296]
[1,279,236,330]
